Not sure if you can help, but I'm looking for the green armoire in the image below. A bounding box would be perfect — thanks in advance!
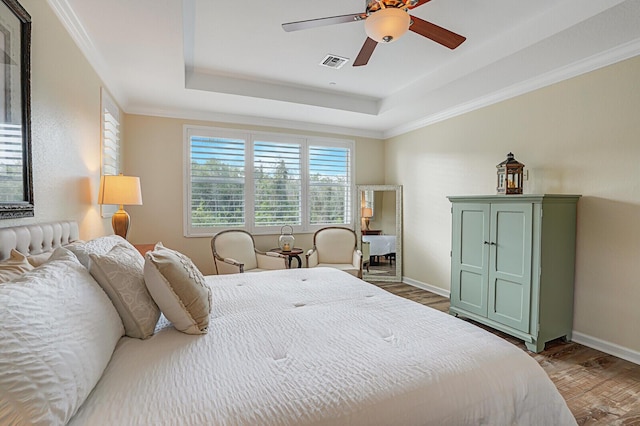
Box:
[448,194,580,352]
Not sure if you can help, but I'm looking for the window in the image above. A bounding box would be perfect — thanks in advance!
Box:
[0,123,24,202]
[100,88,121,218]
[184,126,355,236]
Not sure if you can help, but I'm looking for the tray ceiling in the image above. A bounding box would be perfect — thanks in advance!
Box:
[51,0,640,138]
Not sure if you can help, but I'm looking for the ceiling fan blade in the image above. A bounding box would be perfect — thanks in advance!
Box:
[409,15,466,49]
[353,38,378,67]
[282,13,365,32]
[407,0,432,10]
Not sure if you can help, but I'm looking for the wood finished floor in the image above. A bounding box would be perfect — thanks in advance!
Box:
[371,281,640,426]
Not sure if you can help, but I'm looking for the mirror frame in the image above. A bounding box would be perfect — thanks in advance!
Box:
[0,0,33,219]
[356,184,402,282]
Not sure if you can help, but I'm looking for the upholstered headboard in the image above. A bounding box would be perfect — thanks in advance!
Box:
[0,221,80,261]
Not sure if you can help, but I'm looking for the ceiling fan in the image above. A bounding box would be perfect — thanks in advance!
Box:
[282,0,466,67]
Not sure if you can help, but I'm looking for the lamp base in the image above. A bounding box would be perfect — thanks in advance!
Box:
[112,207,131,239]
[364,217,370,231]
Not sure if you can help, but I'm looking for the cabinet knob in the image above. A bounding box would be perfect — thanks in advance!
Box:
[484,241,490,245]
[484,241,497,246]
[490,242,496,246]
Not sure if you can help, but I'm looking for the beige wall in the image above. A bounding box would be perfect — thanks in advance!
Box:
[123,115,384,275]
[387,55,640,354]
[2,1,111,239]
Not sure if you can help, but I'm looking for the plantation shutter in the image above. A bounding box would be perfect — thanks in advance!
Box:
[100,89,121,218]
[0,123,24,202]
[308,145,352,225]
[184,125,355,236]
[253,140,301,227]
[101,91,120,176]
[190,136,246,228]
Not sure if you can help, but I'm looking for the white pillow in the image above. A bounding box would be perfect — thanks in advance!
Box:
[89,242,160,339]
[0,247,124,425]
[66,235,131,269]
[144,243,211,335]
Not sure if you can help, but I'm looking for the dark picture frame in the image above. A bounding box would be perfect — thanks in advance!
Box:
[0,0,31,218]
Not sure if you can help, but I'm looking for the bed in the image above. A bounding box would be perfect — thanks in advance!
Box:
[362,235,396,257]
[363,234,396,264]
[0,221,577,425]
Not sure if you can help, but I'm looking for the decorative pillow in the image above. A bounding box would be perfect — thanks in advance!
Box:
[0,247,124,425]
[144,243,211,335]
[66,235,131,269]
[89,242,160,339]
[25,252,52,267]
[0,249,34,283]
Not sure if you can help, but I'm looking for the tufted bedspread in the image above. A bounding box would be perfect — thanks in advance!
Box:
[69,267,576,425]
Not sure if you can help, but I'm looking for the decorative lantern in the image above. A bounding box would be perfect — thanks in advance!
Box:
[278,225,295,252]
[496,152,525,195]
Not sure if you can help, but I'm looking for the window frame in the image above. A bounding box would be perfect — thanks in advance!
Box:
[183,125,356,237]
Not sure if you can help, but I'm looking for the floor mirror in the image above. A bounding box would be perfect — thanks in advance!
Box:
[356,185,402,282]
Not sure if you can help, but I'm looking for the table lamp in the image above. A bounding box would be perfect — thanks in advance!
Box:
[361,207,373,231]
[98,174,142,239]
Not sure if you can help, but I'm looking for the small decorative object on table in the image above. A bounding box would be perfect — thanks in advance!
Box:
[278,225,295,252]
[496,152,524,195]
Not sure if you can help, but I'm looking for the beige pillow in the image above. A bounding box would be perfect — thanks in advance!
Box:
[89,243,160,339]
[144,243,211,335]
[0,249,35,283]
[26,251,53,267]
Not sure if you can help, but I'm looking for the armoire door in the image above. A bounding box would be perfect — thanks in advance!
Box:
[487,203,533,332]
[450,203,490,317]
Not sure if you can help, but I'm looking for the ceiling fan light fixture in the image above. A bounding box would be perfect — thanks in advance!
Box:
[364,7,410,43]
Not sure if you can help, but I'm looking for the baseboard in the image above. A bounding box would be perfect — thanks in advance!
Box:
[402,278,640,366]
[402,277,450,299]
[572,332,640,366]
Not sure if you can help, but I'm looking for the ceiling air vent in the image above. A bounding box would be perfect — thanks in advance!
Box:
[320,54,349,69]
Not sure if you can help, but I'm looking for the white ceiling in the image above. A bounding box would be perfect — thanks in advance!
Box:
[50,0,640,139]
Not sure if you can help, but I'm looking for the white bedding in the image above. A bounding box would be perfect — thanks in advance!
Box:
[69,267,575,425]
[363,235,396,256]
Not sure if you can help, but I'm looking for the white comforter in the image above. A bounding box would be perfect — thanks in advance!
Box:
[69,268,575,425]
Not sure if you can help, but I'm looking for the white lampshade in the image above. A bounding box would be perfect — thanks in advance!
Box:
[98,175,143,206]
[365,8,410,43]
[98,174,142,239]
[361,207,373,218]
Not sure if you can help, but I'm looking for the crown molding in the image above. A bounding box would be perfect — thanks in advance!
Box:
[49,0,639,142]
[47,0,126,106]
[49,0,382,139]
[384,39,640,139]
[125,106,385,140]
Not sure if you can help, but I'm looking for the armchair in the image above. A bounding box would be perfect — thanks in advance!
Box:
[211,230,288,274]
[306,227,363,278]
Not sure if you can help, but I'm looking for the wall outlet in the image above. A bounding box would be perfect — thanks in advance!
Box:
[524,169,529,181]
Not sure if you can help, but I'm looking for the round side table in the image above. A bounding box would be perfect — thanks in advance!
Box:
[269,248,304,268]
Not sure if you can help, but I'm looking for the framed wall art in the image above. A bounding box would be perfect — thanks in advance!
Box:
[0,0,32,218]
